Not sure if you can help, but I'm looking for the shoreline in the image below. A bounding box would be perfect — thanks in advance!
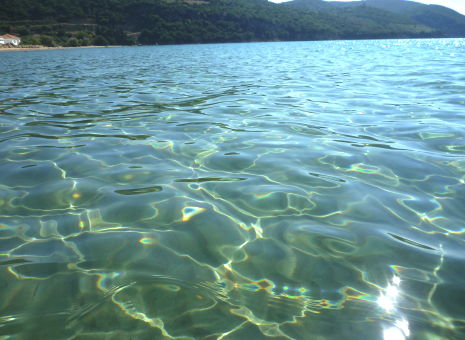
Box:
[0,37,460,53]
[0,45,118,52]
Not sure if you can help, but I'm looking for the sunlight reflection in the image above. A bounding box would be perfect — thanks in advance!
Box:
[181,206,206,222]
[383,326,405,340]
[378,276,411,340]
[384,319,410,340]
[377,276,400,312]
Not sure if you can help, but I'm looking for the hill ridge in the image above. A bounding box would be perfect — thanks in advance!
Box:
[0,0,461,47]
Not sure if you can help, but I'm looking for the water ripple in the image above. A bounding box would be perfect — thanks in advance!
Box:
[1,39,465,339]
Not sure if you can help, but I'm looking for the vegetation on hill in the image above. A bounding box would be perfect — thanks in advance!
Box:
[290,0,465,37]
[0,0,461,47]
[360,0,465,36]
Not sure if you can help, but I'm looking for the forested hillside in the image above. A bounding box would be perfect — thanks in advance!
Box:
[289,0,465,37]
[359,0,465,36]
[0,0,460,47]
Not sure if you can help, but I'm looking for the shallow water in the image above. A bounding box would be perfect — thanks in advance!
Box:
[1,39,465,339]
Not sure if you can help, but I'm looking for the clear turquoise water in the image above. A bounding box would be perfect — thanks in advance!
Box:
[0,39,465,339]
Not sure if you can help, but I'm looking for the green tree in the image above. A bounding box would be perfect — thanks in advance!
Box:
[65,37,79,47]
[93,35,109,46]
[40,35,56,47]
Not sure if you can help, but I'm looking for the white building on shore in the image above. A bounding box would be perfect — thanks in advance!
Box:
[0,34,21,46]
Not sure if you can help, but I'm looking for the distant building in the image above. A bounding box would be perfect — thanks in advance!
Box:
[0,34,21,46]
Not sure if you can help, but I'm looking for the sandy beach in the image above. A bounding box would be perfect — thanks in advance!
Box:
[0,45,114,52]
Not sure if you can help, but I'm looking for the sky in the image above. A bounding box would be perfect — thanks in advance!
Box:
[269,0,465,15]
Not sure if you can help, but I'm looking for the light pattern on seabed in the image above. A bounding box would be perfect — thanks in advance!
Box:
[1,39,465,339]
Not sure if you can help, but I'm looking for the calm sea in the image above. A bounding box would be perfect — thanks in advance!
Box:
[1,39,464,339]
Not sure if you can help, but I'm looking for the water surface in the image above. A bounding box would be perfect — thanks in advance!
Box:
[1,39,465,339]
